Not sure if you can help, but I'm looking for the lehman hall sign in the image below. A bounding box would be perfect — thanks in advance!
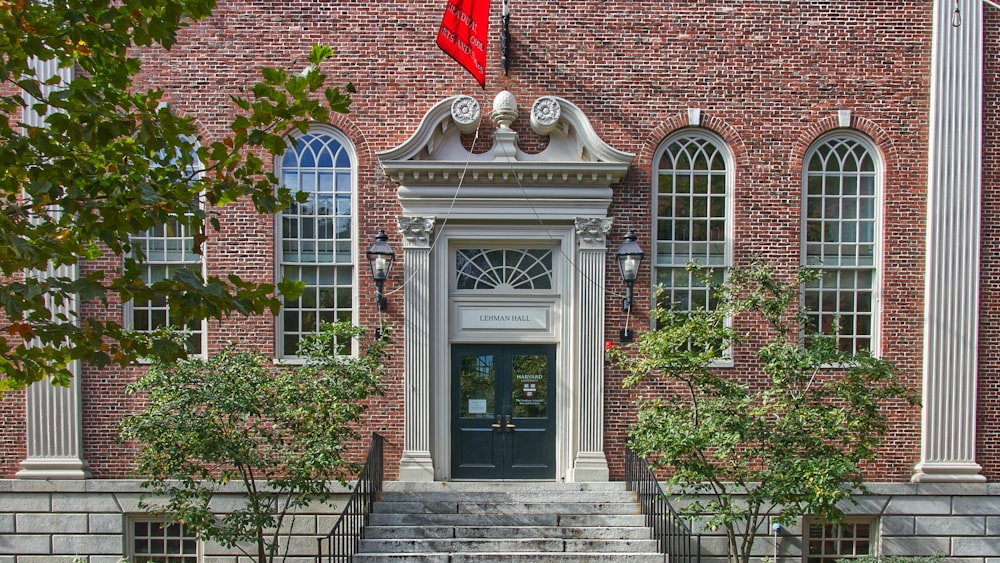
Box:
[459,307,549,331]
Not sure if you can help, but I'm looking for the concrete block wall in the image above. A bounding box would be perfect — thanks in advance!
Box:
[679,483,1000,563]
[2,480,1000,561]
[0,480,350,563]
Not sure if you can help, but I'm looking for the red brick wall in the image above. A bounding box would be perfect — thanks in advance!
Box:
[0,390,25,477]
[978,7,1000,481]
[0,0,937,482]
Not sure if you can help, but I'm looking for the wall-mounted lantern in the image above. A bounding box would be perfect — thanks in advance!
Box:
[366,230,395,312]
[616,229,645,313]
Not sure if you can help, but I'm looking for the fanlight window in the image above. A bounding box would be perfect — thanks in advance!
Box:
[456,249,553,291]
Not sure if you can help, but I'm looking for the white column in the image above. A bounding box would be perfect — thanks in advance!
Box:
[912,0,985,483]
[396,216,436,481]
[17,57,88,479]
[569,217,612,482]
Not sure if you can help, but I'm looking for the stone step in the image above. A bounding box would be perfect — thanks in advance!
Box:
[352,554,665,562]
[380,490,637,504]
[354,481,663,561]
[369,512,559,527]
[373,501,643,515]
[368,512,648,528]
[359,538,660,554]
[383,481,630,493]
[364,525,652,540]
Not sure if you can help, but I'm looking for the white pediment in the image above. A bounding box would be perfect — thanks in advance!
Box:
[378,92,634,220]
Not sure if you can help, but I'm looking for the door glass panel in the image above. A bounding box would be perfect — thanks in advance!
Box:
[511,354,547,418]
[459,354,495,418]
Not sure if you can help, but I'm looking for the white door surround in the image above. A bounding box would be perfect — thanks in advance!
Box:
[378,92,634,481]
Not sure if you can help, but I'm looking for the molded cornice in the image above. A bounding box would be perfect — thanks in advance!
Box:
[379,92,634,220]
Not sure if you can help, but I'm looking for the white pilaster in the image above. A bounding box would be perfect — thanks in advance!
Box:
[569,217,612,482]
[17,368,89,479]
[913,0,985,483]
[397,216,437,481]
[17,57,88,479]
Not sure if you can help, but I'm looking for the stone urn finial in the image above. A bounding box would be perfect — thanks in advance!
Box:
[491,90,518,129]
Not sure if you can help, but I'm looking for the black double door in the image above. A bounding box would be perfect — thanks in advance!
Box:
[451,344,556,480]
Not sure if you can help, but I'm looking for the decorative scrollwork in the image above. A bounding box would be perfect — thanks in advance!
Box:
[397,216,436,247]
[575,217,612,246]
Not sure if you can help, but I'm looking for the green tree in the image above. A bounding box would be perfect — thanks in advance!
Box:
[0,0,353,390]
[119,322,384,563]
[615,264,917,563]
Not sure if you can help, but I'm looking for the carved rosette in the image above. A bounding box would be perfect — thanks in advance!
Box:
[575,217,613,249]
[397,216,437,248]
[450,96,481,134]
[531,97,562,135]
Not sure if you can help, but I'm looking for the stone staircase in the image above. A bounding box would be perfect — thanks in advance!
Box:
[352,481,664,562]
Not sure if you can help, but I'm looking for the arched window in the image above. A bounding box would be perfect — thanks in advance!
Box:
[653,131,732,313]
[129,139,205,355]
[802,133,881,354]
[276,128,356,358]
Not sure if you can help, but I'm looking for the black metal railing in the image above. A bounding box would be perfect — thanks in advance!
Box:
[625,445,702,563]
[316,432,384,563]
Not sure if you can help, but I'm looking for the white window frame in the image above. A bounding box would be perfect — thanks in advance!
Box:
[803,516,878,563]
[274,125,358,360]
[126,516,200,563]
[651,129,735,365]
[126,217,208,357]
[125,140,207,358]
[800,131,884,356]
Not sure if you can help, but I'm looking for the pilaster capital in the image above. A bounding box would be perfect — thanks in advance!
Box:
[575,217,612,249]
[397,216,437,248]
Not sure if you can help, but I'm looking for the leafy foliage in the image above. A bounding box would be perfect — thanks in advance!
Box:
[0,0,354,390]
[119,322,385,563]
[615,264,917,563]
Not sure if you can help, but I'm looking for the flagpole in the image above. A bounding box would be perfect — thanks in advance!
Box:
[501,0,511,75]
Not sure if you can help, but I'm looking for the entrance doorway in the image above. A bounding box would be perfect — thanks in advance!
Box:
[451,344,556,479]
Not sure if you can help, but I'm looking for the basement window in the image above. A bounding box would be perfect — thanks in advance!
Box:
[804,518,876,562]
[129,518,198,563]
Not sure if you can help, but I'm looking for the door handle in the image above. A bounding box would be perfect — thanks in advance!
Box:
[492,416,503,431]
[504,415,516,432]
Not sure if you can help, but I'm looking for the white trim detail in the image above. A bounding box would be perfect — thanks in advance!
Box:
[380,93,633,482]
[379,92,634,220]
[569,217,612,482]
[687,108,702,127]
[838,109,852,128]
[397,216,437,482]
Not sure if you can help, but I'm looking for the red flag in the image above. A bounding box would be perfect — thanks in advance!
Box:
[436,0,489,87]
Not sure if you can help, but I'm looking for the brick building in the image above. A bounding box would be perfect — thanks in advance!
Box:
[2,0,1000,561]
